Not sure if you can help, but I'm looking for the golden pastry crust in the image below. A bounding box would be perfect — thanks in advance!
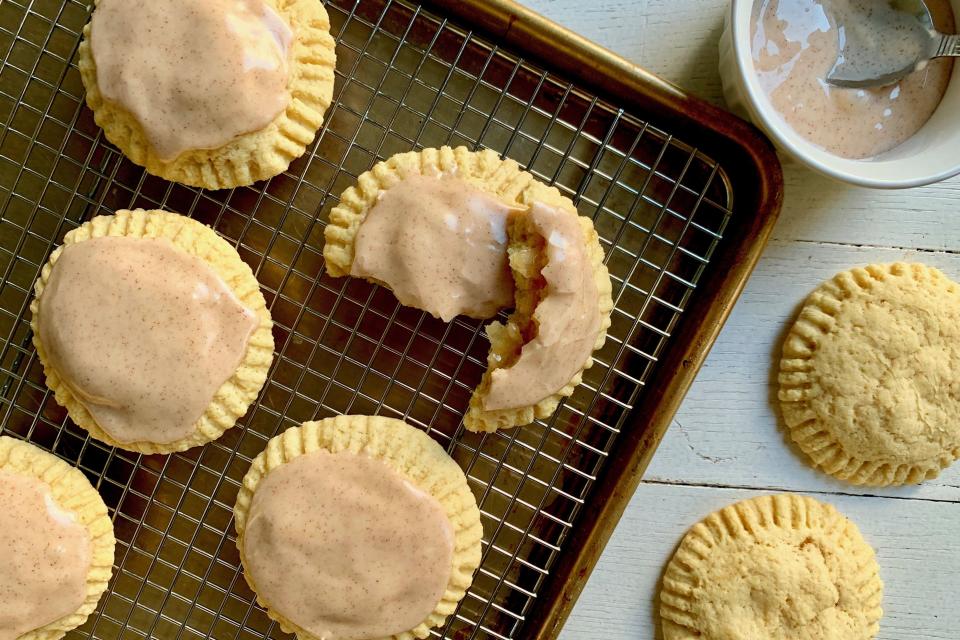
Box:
[0,436,115,640]
[323,146,533,276]
[30,209,275,454]
[323,147,613,432]
[464,182,613,432]
[660,494,883,640]
[233,416,483,640]
[77,0,336,189]
[779,263,960,486]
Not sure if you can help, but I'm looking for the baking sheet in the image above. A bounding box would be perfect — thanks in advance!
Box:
[0,0,782,638]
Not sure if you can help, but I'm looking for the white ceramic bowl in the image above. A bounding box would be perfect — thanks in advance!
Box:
[719,0,960,189]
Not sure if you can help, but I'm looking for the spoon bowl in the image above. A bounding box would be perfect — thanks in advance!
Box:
[826,0,957,88]
[719,0,960,188]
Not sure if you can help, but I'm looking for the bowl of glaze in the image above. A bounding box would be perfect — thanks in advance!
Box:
[720,0,960,189]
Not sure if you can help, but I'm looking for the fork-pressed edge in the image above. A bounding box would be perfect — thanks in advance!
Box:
[937,33,960,57]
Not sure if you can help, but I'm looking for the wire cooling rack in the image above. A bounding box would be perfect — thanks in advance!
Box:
[0,1,781,638]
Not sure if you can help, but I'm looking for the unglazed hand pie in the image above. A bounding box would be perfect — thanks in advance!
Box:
[234,416,482,640]
[0,437,115,640]
[660,494,883,640]
[78,0,336,189]
[30,209,274,454]
[323,147,612,432]
[779,263,960,486]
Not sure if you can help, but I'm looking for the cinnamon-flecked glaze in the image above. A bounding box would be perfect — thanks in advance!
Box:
[36,237,258,446]
[90,0,293,161]
[351,175,517,321]
[242,450,455,640]
[752,0,954,158]
[484,203,602,410]
[0,470,92,640]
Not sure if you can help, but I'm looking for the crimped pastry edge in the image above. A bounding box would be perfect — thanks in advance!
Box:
[322,146,613,433]
[0,436,116,640]
[659,494,883,640]
[233,415,483,640]
[30,209,275,454]
[77,0,336,189]
[778,263,960,486]
[464,190,613,432]
[323,146,533,277]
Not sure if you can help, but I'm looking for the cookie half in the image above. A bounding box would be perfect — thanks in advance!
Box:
[464,185,613,432]
[31,209,274,454]
[779,263,960,486]
[234,416,483,640]
[0,436,115,640]
[78,0,336,189]
[660,494,883,640]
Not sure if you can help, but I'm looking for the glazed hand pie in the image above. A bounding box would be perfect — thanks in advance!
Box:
[324,146,531,321]
[78,0,336,189]
[30,209,274,454]
[234,416,483,640]
[323,146,613,432]
[0,436,115,640]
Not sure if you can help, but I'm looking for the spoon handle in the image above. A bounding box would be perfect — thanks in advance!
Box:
[936,34,960,57]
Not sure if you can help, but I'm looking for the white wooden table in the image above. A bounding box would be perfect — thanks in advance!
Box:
[516,1,960,638]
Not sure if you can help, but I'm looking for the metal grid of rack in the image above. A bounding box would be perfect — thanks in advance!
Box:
[0,0,733,638]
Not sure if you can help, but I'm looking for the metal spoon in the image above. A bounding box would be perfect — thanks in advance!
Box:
[826,0,959,88]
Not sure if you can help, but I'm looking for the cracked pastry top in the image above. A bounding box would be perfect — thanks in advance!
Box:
[779,263,960,486]
[660,494,883,640]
